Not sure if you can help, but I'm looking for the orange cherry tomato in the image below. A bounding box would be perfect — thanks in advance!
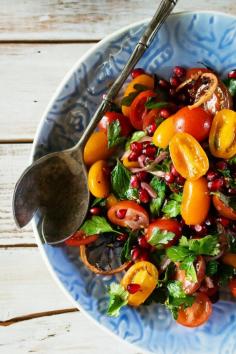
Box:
[175,256,206,294]
[173,107,212,142]
[145,218,182,248]
[212,194,236,221]
[152,117,176,148]
[129,90,157,130]
[121,74,155,117]
[229,278,236,297]
[122,156,140,168]
[98,111,133,137]
[177,292,212,328]
[65,230,98,246]
[169,132,209,180]
[106,194,118,209]
[107,200,149,229]
[88,160,110,198]
[121,261,158,306]
[209,109,236,159]
[181,177,210,225]
[222,253,236,268]
[83,131,112,166]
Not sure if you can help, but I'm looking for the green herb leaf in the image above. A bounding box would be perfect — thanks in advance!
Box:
[148,227,176,249]
[111,160,131,199]
[162,193,182,218]
[228,156,236,165]
[125,131,146,150]
[166,281,195,320]
[149,177,166,216]
[180,259,197,282]
[179,235,220,256]
[120,231,138,263]
[107,120,126,148]
[206,260,219,276]
[145,99,169,110]
[107,283,129,317]
[166,246,193,262]
[133,83,149,91]
[167,280,186,298]
[125,187,139,201]
[223,78,236,96]
[121,84,148,107]
[80,216,119,235]
[91,198,106,207]
[218,264,236,286]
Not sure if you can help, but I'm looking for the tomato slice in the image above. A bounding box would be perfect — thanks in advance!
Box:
[212,194,236,221]
[107,200,149,229]
[129,90,156,130]
[142,108,161,129]
[177,292,212,328]
[98,111,133,137]
[175,256,206,294]
[65,231,98,246]
[145,218,182,248]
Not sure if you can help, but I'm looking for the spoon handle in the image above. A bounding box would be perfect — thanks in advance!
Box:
[78,0,178,148]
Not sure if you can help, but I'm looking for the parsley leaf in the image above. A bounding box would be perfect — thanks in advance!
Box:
[149,177,166,216]
[120,231,138,263]
[148,227,176,249]
[228,156,236,165]
[145,99,169,110]
[179,235,220,256]
[125,131,146,150]
[111,160,131,199]
[91,198,106,207]
[180,259,197,282]
[166,281,195,320]
[107,283,129,317]
[166,246,192,262]
[80,216,120,235]
[162,193,182,218]
[223,78,236,96]
[167,280,186,298]
[107,120,126,148]
[206,260,219,276]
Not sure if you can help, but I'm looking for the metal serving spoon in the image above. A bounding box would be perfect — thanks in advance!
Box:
[13,0,178,244]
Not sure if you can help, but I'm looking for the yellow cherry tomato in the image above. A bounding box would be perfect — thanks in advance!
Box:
[122,74,155,117]
[121,261,158,307]
[222,253,236,268]
[152,117,176,148]
[106,194,118,209]
[88,160,110,198]
[83,131,112,166]
[169,132,209,180]
[181,177,210,225]
[122,156,140,168]
[209,109,236,159]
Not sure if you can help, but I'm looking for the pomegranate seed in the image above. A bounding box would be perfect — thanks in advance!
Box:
[143,145,157,157]
[216,160,228,170]
[136,171,149,181]
[146,122,157,136]
[142,141,151,148]
[138,235,150,249]
[206,170,219,181]
[128,151,139,161]
[217,217,230,228]
[144,156,155,165]
[130,141,143,154]
[228,188,236,195]
[158,79,170,89]
[173,66,186,78]
[208,178,224,191]
[90,207,101,216]
[164,172,175,184]
[228,70,236,79]
[131,68,145,79]
[139,188,150,203]
[127,283,141,294]
[169,88,176,97]
[194,224,208,236]
[130,175,139,189]
[176,175,185,185]
[159,109,170,119]
[117,233,128,242]
[170,76,180,87]
[139,250,149,261]
[171,164,179,177]
[131,247,140,261]
[116,209,127,219]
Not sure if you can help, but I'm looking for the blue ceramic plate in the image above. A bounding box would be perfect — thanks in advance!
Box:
[32,11,236,354]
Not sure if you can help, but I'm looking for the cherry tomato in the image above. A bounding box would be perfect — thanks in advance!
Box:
[169,132,209,180]
[88,160,110,198]
[209,109,236,159]
[229,278,236,297]
[65,230,98,246]
[177,292,212,327]
[186,67,210,79]
[173,107,212,142]
[83,131,112,166]
[145,218,182,248]
[121,261,158,306]
[106,194,118,209]
[175,256,206,294]
[212,194,236,221]
[222,253,236,268]
[107,200,149,229]
[181,177,210,225]
[121,74,155,117]
[142,108,161,129]
[152,117,176,148]
[98,111,133,137]
[129,90,157,130]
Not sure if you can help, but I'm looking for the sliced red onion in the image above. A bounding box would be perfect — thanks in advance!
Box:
[154,151,168,164]
[205,276,214,289]
[138,154,146,168]
[140,182,157,198]
[149,170,166,178]
[159,257,171,272]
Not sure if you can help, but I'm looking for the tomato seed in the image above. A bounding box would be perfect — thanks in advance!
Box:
[116,209,127,219]
[127,283,141,294]
[131,68,145,79]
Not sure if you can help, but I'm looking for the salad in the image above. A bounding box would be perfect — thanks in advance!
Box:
[65,65,236,328]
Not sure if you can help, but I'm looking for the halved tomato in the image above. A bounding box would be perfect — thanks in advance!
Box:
[129,90,156,130]
[145,218,182,248]
[107,200,149,229]
[142,108,161,129]
[212,194,236,221]
[98,111,133,137]
[65,230,98,246]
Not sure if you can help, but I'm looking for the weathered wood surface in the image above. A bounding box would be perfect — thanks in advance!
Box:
[1,0,236,41]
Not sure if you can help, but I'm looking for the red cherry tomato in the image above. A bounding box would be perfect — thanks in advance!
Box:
[229,278,236,297]
[145,218,182,248]
[173,107,212,142]
[65,231,98,246]
[175,256,206,294]
[129,90,157,130]
[107,201,149,229]
[142,108,161,129]
[98,111,133,137]
[177,292,212,328]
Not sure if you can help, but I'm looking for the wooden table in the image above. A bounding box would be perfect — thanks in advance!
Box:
[1,1,235,353]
